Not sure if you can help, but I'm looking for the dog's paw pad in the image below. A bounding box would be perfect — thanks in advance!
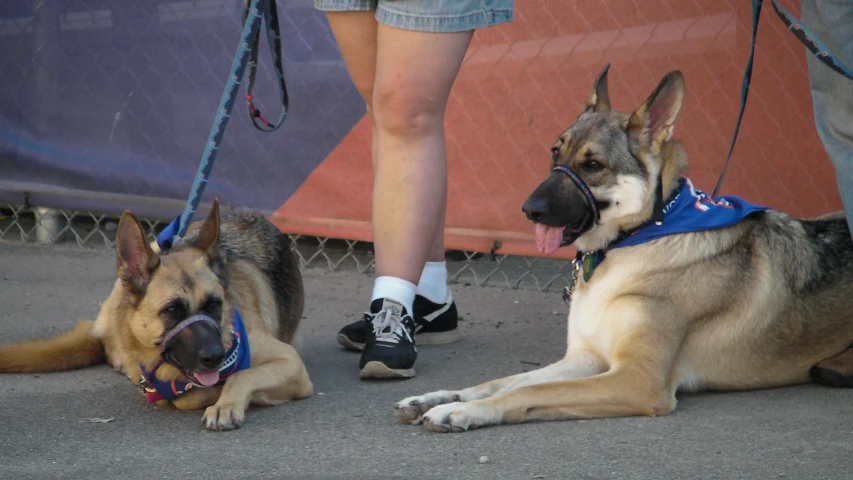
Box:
[202,403,245,432]
[423,415,467,433]
[421,403,473,434]
[394,405,423,424]
[394,390,463,424]
[424,420,451,433]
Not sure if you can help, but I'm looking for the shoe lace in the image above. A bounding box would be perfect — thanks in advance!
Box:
[370,308,412,344]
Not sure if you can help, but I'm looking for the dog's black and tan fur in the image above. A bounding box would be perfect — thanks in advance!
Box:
[394,64,853,433]
[0,200,313,431]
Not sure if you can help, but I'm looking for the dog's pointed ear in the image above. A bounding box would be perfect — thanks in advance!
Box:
[584,63,612,113]
[627,70,685,154]
[116,211,160,292]
[194,198,220,255]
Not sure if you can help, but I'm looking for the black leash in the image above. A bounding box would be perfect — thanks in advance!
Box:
[712,0,853,198]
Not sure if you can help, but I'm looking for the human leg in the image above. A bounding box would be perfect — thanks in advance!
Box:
[802,0,853,233]
[316,0,514,378]
[800,0,853,384]
[319,6,460,352]
[356,21,474,378]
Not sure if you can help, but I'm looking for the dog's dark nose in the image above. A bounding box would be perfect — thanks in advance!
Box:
[522,196,549,222]
[197,344,225,369]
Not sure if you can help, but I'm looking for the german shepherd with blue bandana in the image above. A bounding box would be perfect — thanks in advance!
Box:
[394,64,853,433]
[0,199,313,431]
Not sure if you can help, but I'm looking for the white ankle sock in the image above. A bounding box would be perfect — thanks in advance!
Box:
[416,261,449,304]
[371,276,416,314]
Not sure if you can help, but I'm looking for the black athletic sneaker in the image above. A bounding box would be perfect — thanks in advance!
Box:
[337,292,460,352]
[359,298,418,379]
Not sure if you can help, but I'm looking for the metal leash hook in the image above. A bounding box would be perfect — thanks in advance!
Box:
[562,257,581,308]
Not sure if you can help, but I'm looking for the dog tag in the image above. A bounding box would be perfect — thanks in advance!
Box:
[582,252,597,282]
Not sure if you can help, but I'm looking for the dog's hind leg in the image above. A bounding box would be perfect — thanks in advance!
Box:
[810,346,853,387]
[394,348,604,425]
[201,335,314,431]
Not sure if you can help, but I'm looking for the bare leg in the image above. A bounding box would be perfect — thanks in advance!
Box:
[323,8,476,377]
[325,12,378,108]
[370,25,472,284]
[325,11,447,266]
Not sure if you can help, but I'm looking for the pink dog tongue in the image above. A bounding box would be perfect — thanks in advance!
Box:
[194,370,220,387]
[535,224,565,254]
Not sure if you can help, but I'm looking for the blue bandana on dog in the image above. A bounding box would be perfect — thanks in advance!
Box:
[135,215,252,403]
[611,177,770,249]
[581,177,771,271]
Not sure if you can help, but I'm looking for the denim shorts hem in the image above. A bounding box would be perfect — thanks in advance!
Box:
[314,0,374,12]
[313,1,514,32]
[376,6,514,33]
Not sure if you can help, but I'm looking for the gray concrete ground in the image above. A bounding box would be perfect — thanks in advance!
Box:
[1,242,853,480]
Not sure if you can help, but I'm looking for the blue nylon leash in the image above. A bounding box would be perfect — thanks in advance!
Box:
[712,0,853,198]
[244,0,290,132]
[172,0,288,245]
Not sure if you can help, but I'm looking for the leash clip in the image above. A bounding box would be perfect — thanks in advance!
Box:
[562,258,582,308]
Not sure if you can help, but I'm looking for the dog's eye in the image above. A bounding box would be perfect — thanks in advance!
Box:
[582,160,604,172]
[203,297,223,315]
[162,303,186,318]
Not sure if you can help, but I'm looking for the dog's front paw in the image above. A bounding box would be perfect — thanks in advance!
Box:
[202,402,246,431]
[394,390,463,424]
[422,402,494,434]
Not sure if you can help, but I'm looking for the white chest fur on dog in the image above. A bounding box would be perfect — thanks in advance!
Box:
[565,256,640,364]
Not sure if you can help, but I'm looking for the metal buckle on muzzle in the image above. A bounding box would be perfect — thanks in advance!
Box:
[551,165,600,222]
[160,315,220,353]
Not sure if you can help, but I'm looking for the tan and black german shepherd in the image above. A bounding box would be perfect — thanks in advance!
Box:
[0,199,313,431]
[394,64,853,433]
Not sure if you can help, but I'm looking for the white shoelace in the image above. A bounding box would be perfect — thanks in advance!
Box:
[370,308,413,344]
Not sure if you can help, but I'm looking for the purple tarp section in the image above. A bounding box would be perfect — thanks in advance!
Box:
[0,0,365,219]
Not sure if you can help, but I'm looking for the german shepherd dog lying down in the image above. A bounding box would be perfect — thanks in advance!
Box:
[0,200,313,431]
[394,64,853,433]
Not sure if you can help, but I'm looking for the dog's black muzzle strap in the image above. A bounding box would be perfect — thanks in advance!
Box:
[551,165,600,222]
[551,163,665,226]
[160,315,220,353]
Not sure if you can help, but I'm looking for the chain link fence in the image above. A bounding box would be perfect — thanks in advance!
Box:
[0,202,575,293]
[0,0,841,295]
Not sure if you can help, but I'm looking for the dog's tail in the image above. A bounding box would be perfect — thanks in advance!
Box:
[0,320,106,373]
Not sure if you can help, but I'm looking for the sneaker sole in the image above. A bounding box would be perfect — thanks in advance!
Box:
[359,361,415,379]
[338,328,461,352]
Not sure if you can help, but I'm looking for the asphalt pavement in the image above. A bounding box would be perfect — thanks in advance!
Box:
[1,242,852,480]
